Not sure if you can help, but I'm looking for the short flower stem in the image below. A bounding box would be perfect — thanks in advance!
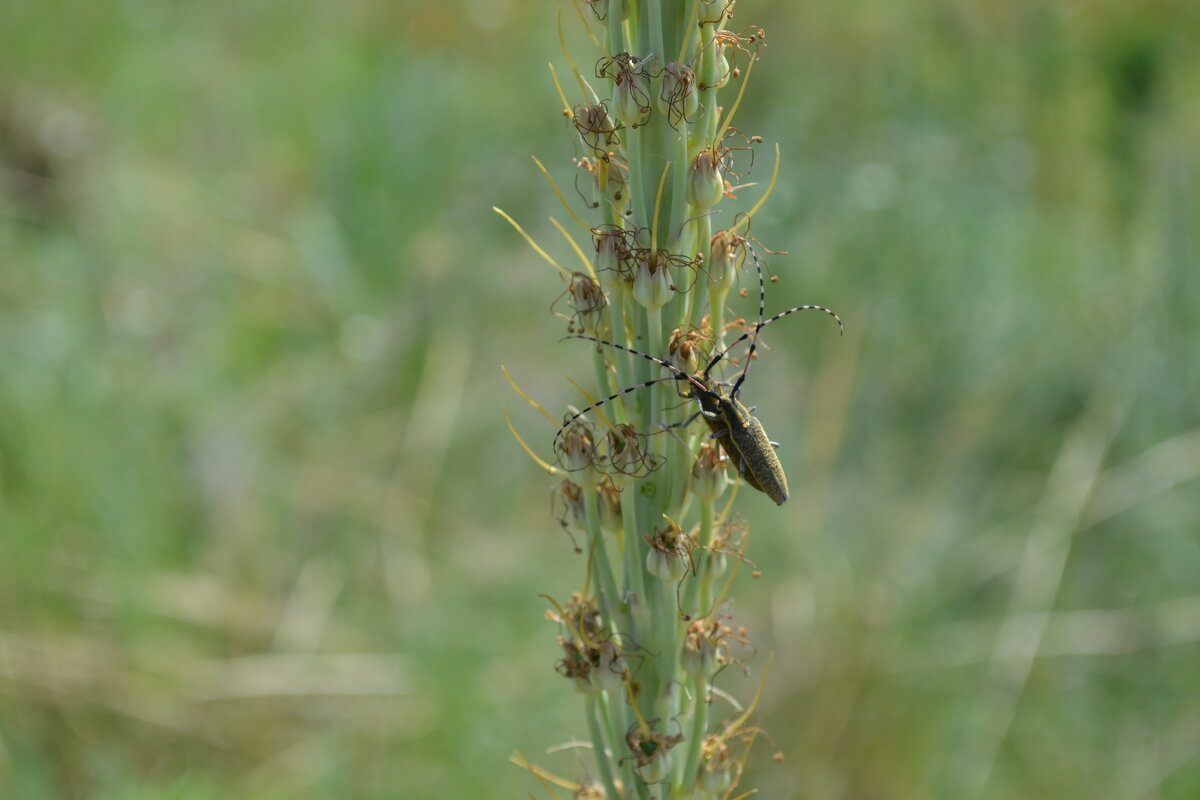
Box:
[598,692,636,796]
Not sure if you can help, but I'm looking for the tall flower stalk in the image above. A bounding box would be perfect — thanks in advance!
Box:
[503,2,805,797]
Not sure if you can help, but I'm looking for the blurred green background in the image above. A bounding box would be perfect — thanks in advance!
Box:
[2,0,1197,798]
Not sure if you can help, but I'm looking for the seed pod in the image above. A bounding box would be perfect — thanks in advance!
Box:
[645,523,692,583]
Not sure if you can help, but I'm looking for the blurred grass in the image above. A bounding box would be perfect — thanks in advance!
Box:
[1,0,1197,798]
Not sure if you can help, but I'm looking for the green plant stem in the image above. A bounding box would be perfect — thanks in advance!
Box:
[586,694,623,800]
[648,1,664,68]
[606,0,622,53]
[679,674,709,791]
[585,482,625,632]
[644,304,664,437]
[707,284,727,349]
[697,23,719,144]
[645,575,671,719]
[683,496,715,618]
[669,120,688,252]
[620,482,647,622]
[629,122,650,238]
[631,303,650,383]
[610,287,636,398]
[599,691,639,799]
[699,496,716,613]
[687,212,712,333]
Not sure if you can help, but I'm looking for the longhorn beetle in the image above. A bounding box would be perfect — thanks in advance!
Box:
[553,239,842,505]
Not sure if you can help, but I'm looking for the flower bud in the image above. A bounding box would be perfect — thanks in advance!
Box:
[613,69,651,128]
[572,102,619,156]
[645,523,691,583]
[596,477,624,534]
[658,61,698,123]
[593,225,634,294]
[556,638,597,695]
[708,229,743,294]
[682,619,720,678]
[636,743,673,784]
[631,251,672,311]
[690,441,729,502]
[600,157,629,209]
[698,0,732,24]
[710,44,732,89]
[646,546,688,583]
[688,148,725,210]
[558,421,596,472]
[594,227,622,273]
[604,424,655,478]
[627,729,681,785]
[666,327,701,375]
[552,479,587,534]
[698,738,737,792]
[565,271,606,335]
[589,640,626,693]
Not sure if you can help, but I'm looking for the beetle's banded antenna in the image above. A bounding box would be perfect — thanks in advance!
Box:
[700,231,842,397]
[564,335,711,394]
[551,333,723,463]
[716,303,844,397]
[553,374,680,464]
[724,238,769,393]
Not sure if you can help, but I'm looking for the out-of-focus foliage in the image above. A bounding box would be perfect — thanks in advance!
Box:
[0,1,1195,798]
